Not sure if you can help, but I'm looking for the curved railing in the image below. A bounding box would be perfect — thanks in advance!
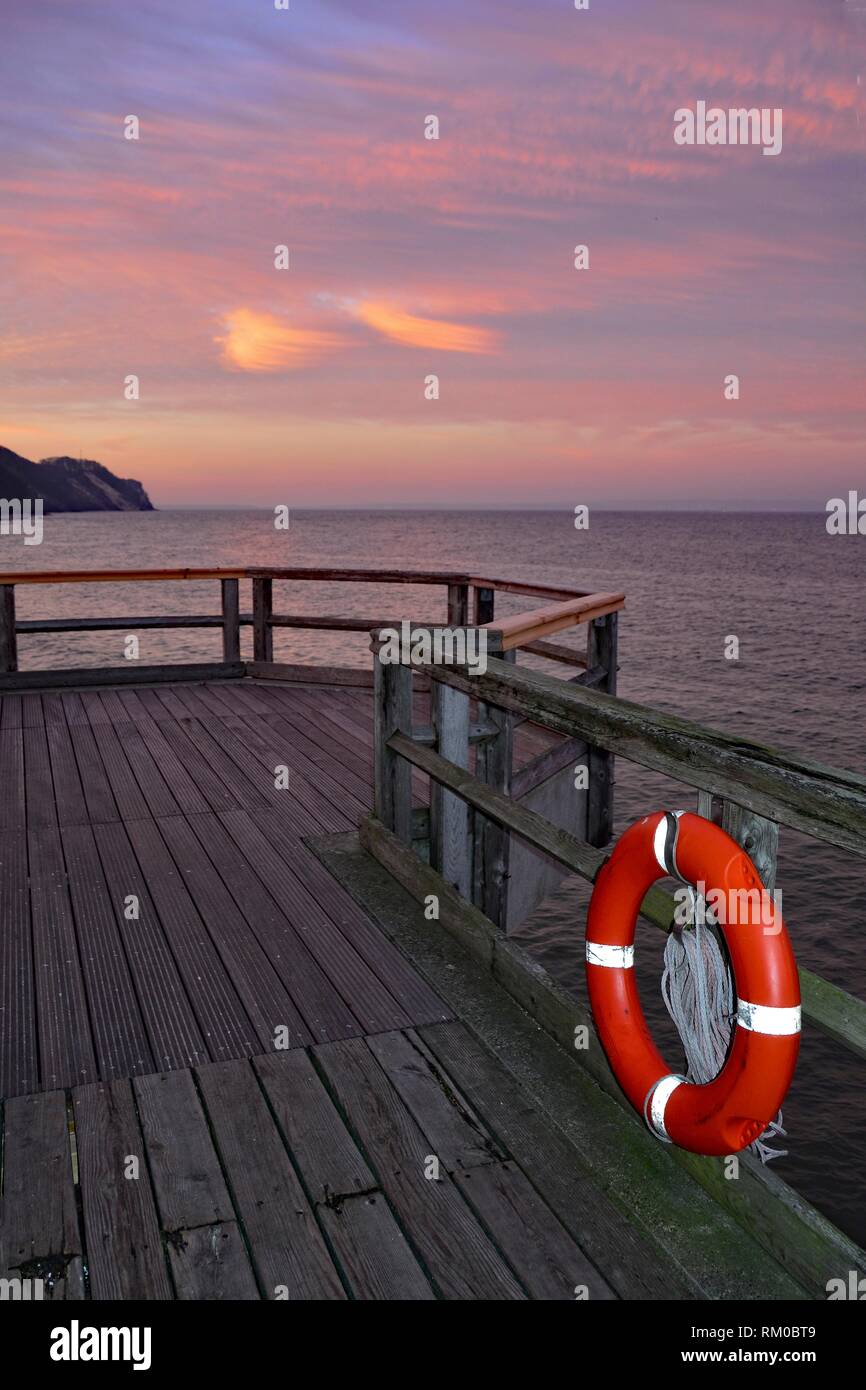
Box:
[0,566,624,686]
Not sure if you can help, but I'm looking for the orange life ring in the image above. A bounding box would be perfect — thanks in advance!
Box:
[585,810,800,1156]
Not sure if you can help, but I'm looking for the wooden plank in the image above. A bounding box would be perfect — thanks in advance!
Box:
[367,1030,503,1172]
[260,692,374,790]
[216,810,410,1036]
[92,823,210,1071]
[181,813,355,1043]
[261,707,373,812]
[135,716,231,814]
[0,1090,82,1299]
[29,826,98,1090]
[205,714,348,835]
[254,1050,374,1204]
[163,715,271,811]
[124,818,258,1063]
[418,1021,682,1300]
[313,1037,525,1299]
[73,1079,173,1299]
[134,1070,235,1230]
[0,692,22,728]
[453,1162,617,1300]
[63,699,120,823]
[20,691,45,727]
[167,1222,259,1300]
[78,711,152,822]
[196,1058,346,1300]
[61,823,154,1081]
[0,827,38,1096]
[0,728,25,831]
[110,720,184,818]
[23,724,58,829]
[155,815,309,1052]
[272,830,448,1027]
[318,1196,435,1301]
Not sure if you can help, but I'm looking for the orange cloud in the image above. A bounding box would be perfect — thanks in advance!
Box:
[352,301,499,353]
[217,308,348,372]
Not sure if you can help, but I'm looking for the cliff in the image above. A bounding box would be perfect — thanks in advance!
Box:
[0,447,154,512]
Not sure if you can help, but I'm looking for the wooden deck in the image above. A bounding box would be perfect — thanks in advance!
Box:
[0,677,811,1300]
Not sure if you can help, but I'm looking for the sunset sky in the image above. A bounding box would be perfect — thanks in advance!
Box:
[1,0,863,507]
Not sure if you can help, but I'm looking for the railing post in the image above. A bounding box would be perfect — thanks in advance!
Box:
[586,611,618,847]
[474,585,494,626]
[447,582,469,627]
[252,576,273,663]
[430,678,472,898]
[221,578,240,664]
[0,584,18,673]
[373,646,413,842]
[473,650,515,928]
[721,801,779,894]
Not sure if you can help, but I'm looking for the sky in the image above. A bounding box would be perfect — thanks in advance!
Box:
[0,0,863,508]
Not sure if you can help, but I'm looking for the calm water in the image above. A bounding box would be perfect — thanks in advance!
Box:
[5,508,865,1247]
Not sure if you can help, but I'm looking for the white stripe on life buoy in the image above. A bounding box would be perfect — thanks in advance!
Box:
[585,942,634,968]
[646,1074,684,1140]
[652,818,669,872]
[736,1000,802,1036]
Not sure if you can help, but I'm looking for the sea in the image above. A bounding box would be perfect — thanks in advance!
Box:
[4,507,865,1248]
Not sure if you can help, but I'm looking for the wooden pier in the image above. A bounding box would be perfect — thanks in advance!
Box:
[0,567,864,1301]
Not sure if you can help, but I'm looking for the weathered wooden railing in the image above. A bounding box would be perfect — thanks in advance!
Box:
[365,615,866,1293]
[0,566,615,689]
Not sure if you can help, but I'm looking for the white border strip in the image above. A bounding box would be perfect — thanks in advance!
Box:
[736,999,801,1036]
[586,942,634,968]
[647,1074,683,1141]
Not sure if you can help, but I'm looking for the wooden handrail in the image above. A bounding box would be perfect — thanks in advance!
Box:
[422,657,866,856]
[484,592,625,650]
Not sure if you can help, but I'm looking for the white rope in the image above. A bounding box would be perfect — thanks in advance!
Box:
[660,889,787,1163]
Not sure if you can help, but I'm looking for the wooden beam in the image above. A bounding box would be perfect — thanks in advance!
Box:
[0,567,248,585]
[17,615,230,634]
[245,661,375,687]
[520,638,587,667]
[430,681,472,898]
[511,734,589,801]
[374,658,412,841]
[0,584,17,673]
[474,585,495,625]
[221,578,241,664]
[484,592,625,651]
[251,576,273,663]
[446,583,469,628]
[586,611,618,848]
[721,800,779,895]
[0,662,245,691]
